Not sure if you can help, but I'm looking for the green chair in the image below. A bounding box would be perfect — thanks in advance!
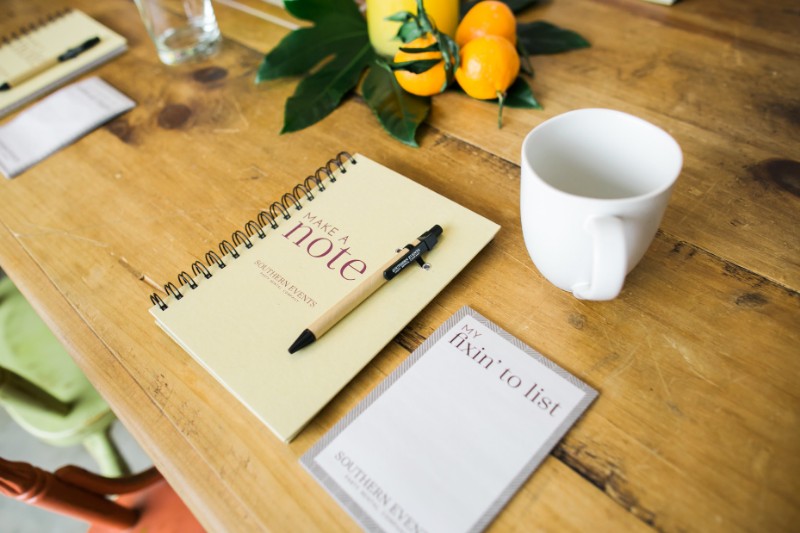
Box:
[0,276,129,477]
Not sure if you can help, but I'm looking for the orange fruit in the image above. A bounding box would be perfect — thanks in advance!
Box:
[456,35,520,100]
[393,34,449,97]
[455,0,517,48]
[455,35,520,128]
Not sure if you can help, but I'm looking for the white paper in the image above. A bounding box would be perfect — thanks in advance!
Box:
[302,306,598,533]
[0,76,134,178]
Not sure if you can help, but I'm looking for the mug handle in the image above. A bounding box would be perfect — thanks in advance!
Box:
[572,216,627,300]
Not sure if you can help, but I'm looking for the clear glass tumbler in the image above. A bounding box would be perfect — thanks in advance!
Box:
[133,0,221,65]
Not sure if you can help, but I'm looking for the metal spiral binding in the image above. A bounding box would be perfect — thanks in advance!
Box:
[149,152,357,310]
[232,230,253,249]
[244,220,266,239]
[1,9,72,45]
[192,261,212,279]
[205,251,225,269]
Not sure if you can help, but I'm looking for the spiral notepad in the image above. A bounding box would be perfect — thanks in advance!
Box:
[148,153,500,442]
[0,9,127,118]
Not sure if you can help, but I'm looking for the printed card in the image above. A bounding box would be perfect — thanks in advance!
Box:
[0,77,134,178]
[301,306,598,533]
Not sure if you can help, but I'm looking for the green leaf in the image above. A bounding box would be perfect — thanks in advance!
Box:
[282,44,375,133]
[386,12,414,23]
[398,43,440,53]
[284,0,361,22]
[255,1,375,134]
[396,18,426,43]
[362,60,430,147]
[504,77,542,109]
[517,21,591,55]
[389,58,441,74]
[412,0,435,34]
[436,31,459,81]
[393,0,441,44]
[256,19,367,82]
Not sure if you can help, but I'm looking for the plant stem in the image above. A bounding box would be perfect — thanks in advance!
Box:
[497,91,505,129]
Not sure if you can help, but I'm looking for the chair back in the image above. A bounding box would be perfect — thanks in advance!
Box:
[0,276,128,477]
[0,457,204,531]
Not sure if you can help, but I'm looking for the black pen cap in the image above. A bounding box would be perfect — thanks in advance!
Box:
[419,225,443,252]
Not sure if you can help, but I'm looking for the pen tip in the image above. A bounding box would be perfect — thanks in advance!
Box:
[288,329,316,354]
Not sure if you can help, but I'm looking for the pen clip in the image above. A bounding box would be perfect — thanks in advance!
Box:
[383,225,443,280]
[58,36,100,61]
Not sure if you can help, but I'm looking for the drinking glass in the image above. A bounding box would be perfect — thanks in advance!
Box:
[133,0,221,65]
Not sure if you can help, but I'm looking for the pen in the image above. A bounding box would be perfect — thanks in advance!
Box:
[0,36,101,91]
[288,225,443,354]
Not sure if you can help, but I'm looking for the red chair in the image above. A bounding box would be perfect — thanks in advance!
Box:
[0,456,205,532]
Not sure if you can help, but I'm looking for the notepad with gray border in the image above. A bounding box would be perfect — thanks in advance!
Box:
[302,306,598,533]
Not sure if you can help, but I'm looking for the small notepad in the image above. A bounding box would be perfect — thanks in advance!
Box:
[0,77,135,178]
[0,9,127,118]
[302,306,598,533]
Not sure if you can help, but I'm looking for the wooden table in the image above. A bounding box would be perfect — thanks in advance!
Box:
[1,0,797,531]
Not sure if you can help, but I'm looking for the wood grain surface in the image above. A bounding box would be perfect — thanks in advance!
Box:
[0,0,797,531]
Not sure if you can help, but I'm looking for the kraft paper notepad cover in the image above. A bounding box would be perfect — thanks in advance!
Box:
[148,154,500,442]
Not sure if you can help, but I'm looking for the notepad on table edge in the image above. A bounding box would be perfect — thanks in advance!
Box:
[0,9,127,119]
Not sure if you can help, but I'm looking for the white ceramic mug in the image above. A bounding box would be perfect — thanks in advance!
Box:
[520,108,683,300]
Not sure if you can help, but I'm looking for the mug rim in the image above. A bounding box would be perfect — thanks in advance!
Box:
[521,108,683,203]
